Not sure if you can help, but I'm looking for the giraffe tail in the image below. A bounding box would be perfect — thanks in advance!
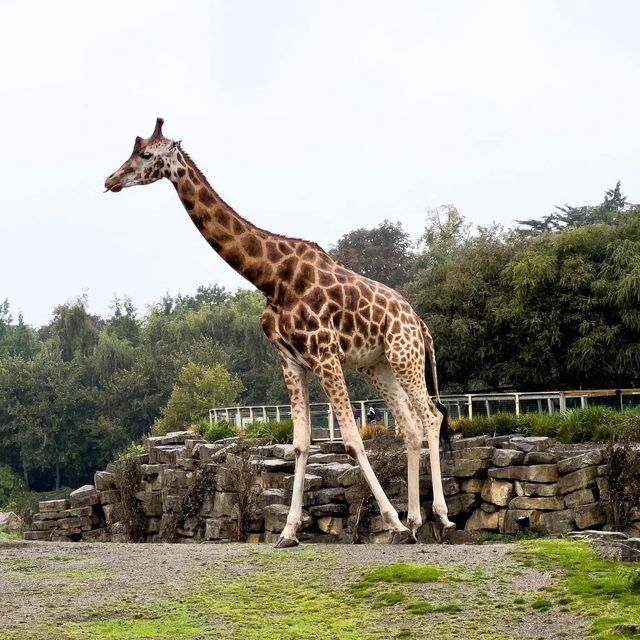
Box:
[421,321,451,451]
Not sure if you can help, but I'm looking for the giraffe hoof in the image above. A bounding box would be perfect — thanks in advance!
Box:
[434,521,456,544]
[390,529,417,545]
[274,536,299,549]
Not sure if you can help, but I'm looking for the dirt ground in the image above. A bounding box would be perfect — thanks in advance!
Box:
[0,539,589,640]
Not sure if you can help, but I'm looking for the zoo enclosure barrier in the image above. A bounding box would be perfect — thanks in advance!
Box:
[209,388,640,442]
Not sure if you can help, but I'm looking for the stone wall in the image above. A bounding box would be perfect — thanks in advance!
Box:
[23,431,639,543]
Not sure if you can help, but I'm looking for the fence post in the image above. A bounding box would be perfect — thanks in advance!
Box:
[467,394,473,420]
[615,389,623,412]
[514,393,520,416]
[328,405,335,441]
[559,392,566,413]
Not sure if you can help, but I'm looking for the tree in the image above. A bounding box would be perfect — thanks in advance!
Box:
[517,182,632,234]
[0,349,95,489]
[406,226,517,391]
[330,220,414,289]
[107,296,141,345]
[50,298,100,362]
[153,362,244,434]
[415,205,471,270]
[0,301,39,359]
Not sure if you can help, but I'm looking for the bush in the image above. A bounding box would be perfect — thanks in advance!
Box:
[603,429,640,530]
[555,407,619,443]
[202,420,237,443]
[361,423,388,440]
[518,412,557,437]
[8,487,72,525]
[244,420,294,444]
[455,408,640,444]
[112,442,146,542]
[0,464,25,509]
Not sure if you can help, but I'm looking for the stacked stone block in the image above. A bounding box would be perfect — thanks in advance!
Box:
[24,431,639,543]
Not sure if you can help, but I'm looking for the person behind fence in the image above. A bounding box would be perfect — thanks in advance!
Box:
[352,403,361,426]
[367,405,377,424]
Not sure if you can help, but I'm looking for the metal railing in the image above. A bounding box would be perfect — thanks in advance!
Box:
[209,388,640,441]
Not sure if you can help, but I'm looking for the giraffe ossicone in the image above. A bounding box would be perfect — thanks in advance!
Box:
[105,118,455,545]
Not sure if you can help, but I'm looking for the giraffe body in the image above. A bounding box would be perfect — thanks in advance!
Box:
[105,119,454,545]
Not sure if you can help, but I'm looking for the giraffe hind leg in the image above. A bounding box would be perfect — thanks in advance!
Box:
[384,341,455,532]
[364,361,423,538]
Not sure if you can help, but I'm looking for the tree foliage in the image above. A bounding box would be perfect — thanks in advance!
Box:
[1,183,639,492]
[153,362,244,435]
[330,219,414,289]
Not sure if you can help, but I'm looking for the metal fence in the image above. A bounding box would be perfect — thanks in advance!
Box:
[209,388,640,441]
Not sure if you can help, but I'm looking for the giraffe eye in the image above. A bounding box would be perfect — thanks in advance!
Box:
[140,152,153,160]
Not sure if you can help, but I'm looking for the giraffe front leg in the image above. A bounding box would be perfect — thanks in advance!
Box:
[406,442,422,537]
[315,357,412,543]
[274,359,310,549]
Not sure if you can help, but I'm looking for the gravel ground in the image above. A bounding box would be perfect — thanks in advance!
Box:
[0,539,588,639]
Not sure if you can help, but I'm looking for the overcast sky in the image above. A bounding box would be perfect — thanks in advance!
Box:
[2,1,639,327]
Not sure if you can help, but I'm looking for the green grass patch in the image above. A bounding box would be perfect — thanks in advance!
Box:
[373,591,407,607]
[57,601,206,640]
[360,563,442,584]
[0,527,22,541]
[474,524,548,545]
[530,597,552,611]
[404,601,462,615]
[44,554,90,563]
[45,568,110,580]
[517,539,640,638]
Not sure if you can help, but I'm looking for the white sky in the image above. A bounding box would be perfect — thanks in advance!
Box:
[2,0,639,327]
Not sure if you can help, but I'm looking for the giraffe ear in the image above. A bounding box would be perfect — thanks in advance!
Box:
[152,117,165,138]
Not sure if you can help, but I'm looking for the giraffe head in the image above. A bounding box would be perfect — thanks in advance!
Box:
[104,118,178,192]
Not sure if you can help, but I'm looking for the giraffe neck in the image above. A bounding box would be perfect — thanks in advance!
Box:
[168,149,278,296]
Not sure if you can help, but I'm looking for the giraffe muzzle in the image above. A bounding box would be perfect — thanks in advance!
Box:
[104,176,123,193]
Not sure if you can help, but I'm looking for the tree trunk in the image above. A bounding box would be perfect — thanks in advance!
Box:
[55,462,60,490]
[22,463,30,491]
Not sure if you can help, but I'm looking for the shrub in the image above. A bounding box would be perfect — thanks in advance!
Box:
[455,416,491,438]
[112,443,146,542]
[456,407,640,444]
[163,465,217,542]
[361,423,387,440]
[520,412,556,437]
[244,420,293,444]
[203,420,237,443]
[603,429,640,530]
[489,412,521,435]
[8,487,72,526]
[0,464,25,509]
[555,407,618,443]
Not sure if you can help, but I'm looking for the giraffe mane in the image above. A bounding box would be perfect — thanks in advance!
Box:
[176,142,333,258]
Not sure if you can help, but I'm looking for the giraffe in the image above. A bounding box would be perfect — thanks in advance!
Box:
[104,118,455,546]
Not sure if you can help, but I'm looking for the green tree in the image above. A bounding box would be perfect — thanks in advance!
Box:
[517,182,632,234]
[415,204,471,270]
[330,220,414,289]
[50,298,100,362]
[107,296,141,345]
[0,301,39,359]
[153,362,244,434]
